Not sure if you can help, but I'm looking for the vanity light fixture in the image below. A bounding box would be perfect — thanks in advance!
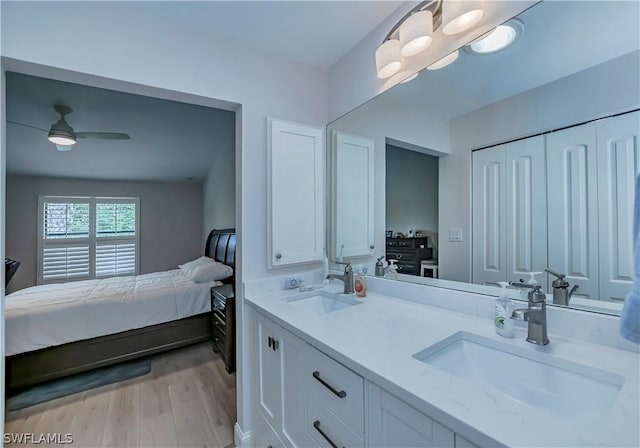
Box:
[400,72,420,84]
[442,0,484,35]
[375,0,484,79]
[465,18,524,55]
[375,39,403,79]
[399,10,434,57]
[427,49,459,70]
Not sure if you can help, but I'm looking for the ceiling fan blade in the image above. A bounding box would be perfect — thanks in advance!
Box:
[6,120,48,133]
[76,132,131,140]
[56,144,74,152]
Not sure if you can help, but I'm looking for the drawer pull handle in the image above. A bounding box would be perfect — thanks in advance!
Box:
[312,371,346,398]
[313,420,343,448]
[268,336,273,349]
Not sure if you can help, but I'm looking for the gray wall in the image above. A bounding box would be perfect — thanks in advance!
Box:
[6,175,203,293]
[202,144,236,243]
[439,50,640,282]
[386,145,439,239]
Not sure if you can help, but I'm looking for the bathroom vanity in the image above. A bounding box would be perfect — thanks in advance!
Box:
[244,279,639,448]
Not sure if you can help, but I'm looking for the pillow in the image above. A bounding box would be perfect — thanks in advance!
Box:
[179,256,213,275]
[187,261,233,283]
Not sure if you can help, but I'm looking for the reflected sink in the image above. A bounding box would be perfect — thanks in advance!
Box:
[413,332,624,421]
[286,293,362,315]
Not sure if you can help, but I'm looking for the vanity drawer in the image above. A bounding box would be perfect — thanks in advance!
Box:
[306,346,364,434]
[307,395,364,448]
[386,251,418,262]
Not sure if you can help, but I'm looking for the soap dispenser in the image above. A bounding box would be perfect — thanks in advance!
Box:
[384,260,399,279]
[375,256,385,277]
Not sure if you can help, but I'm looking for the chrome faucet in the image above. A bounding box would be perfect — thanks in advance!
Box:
[545,268,579,306]
[326,262,355,294]
[509,283,549,345]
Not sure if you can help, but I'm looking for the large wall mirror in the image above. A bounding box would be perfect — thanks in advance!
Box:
[328,0,640,316]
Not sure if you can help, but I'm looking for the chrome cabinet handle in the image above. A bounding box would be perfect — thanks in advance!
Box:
[272,338,279,351]
[312,371,346,398]
[313,420,343,448]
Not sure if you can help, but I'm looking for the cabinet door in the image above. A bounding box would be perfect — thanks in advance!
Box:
[546,123,599,299]
[472,145,507,286]
[268,117,324,267]
[505,136,548,284]
[596,111,640,302]
[257,314,282,430]
[330,131,375,259]
[279,325,307,448]
[255,311,307,448]
[368,384,454,448]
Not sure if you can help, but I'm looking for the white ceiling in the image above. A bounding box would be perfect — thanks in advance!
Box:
[6,73,236,182]
[344,0,640,124]
[129,1,404,70]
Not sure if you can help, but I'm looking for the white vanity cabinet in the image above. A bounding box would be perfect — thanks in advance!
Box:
[255,312,307,447]
[251,307,483,448]
[368,383,454,448]
[268,117,325,268]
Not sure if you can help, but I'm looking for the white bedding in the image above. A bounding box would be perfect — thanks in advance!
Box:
[5,269,222,355]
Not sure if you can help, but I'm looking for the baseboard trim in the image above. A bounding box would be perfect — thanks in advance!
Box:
[234,422,252,447]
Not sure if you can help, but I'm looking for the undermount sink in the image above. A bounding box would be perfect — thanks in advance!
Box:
[413,331,624,421]
[286,293,362,315]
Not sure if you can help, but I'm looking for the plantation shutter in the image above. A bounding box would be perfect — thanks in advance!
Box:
[38,196,139,284]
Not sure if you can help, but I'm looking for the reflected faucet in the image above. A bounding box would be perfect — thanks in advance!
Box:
[509,283,549,345]
[326,262,354,294]
[545,268,579,306]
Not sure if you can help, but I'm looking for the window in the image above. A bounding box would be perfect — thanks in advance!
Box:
[38,196,140,284]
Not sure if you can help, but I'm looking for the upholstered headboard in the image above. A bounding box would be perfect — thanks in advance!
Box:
[204,228,236,285]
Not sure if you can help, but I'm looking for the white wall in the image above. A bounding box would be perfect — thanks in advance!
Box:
[439,50,640,282]
[1,1,329,438]
[5,175,204,293]
[386,145,439,240]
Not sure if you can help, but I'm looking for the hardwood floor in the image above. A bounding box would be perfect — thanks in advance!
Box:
[4,343,237,448]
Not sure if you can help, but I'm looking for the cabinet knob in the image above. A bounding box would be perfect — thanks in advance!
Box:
[275,253,282,260]
[369,244,375,250]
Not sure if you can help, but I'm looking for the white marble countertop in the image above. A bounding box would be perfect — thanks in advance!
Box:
[245,284,640,448]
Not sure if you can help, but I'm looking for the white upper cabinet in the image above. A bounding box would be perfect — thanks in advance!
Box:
[268,118,325,268]
[330,131,375,260]
[596,111,640,302]
[546,122,600,300]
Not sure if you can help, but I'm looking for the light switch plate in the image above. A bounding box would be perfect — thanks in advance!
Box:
[285,275,304,289]
[449,228,463,242]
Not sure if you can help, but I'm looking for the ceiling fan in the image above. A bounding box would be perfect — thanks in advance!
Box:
[8,105,131,152]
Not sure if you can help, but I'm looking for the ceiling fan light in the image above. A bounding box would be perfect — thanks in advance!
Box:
[400,10,433,57]
[427,49,459,70]
[442,0,484,35]
[376,39,403,79]
[48,134,77,146]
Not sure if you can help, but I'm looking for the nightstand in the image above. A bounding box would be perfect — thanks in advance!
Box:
[210,284,235,373]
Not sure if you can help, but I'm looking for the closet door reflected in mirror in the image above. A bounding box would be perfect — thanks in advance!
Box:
[330,131,375,260]
[473,111,639,303]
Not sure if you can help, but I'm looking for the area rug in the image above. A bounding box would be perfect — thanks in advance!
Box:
[7,359,151,411]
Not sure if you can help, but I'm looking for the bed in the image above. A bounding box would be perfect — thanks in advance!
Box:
[5,228,236,393]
